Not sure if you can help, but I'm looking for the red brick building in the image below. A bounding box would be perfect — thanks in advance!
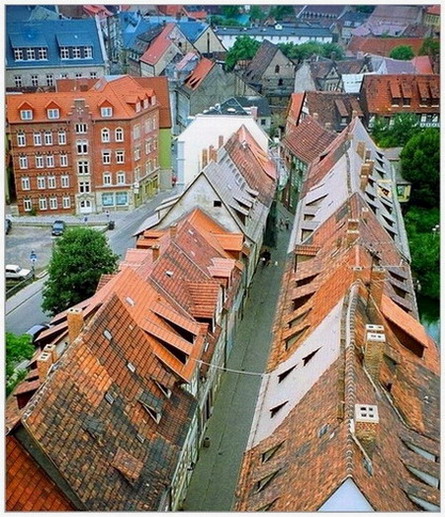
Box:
[6,75,162,215]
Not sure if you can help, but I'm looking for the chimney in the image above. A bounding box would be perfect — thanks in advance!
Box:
[250,106,258,119]
[364,327,385,381]
[209,145,217,163]
[43,344,58,363]
[356,141,366,159]
[37,351,53,380]
[352,109,358,118]
[325,122,332,130]
[201,148,208,168]
[360,162,372,191]
[365,159,374,174]
[218,135,224,148]
[67,308,84,343]
[151,244,160,261]
[170,223,177,239]
[369,266,386,306]
[354,404,379,457]
[346,218,360,245]
[313,112,319,121]
[364,148,371,160]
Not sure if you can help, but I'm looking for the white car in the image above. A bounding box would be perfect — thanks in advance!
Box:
[5,264,32,281]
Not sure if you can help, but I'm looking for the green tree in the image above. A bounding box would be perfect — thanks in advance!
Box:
[210,15,244,27]
[321,42,345,60]
[221,5,240,18]
[371,113,420,148]
[400,129,440,208]
[419,37,440,59]
[389,45,415,60]
[269,5,294,20]
[6,333,34,395]
[225,36,261,71]
[249,5,266,22]
[42,227,118,315]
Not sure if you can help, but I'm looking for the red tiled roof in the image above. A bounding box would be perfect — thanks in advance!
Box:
[361,74,440,115]
[6,436,74,511]
[286,93,305,127]
[411,55,433,74]
[348,36,435,57]
[134,76,172,128]
[140,23,176,66]
[426,5,440,15]
[283,115,336,165]
[183,58,215,90]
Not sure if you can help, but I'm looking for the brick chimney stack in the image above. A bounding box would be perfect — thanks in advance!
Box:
[67,308,84,343]
[43,344,58,363]
[151,244,160,261]
[218,135,224,148]
[325,122,332,130]
[37,351,53,380]
[170,223,177,239]
[370,266,386,306]
[356,140,366,159]
[201,148,208,168]
[360,162,372,191]
[208,145,217,163]
[364,327,386,381]
[354,404,379,457]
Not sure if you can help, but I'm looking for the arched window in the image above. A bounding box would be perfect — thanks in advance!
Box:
[115,127,124,142]
[275,65,280,74]
[101,128,110,143]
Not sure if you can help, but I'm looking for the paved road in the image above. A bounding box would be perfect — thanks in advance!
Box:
[182,204,293,511]
[5,189,177,335]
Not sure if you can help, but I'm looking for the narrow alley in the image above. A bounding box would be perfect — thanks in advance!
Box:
[183,205,292,511]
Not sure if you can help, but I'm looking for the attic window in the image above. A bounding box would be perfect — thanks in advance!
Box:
[139,392,163,424]
[136,433,145,444]
[296,274,318,288]
[103,329,112,341]
[165,270,174,277]
[155,380,172,398]
[47,108,60,119]
[403,441,437,462]
[101,106,113,117]
[213,200,222,207]
[256,498,278,511]
[288,308,312,328]
[285,325,309,350]
[127,362,136,373]
[302,348,320,366]
[105,392,115,405]
[408,495,440,512]
[126,296,135,306]
[261,442,284,463]
[355,404,379,423]
[292,292,314,311]
[270,401,288,418]
[20,109,33,121]
[255,470,281,493]
[278,364,296,383]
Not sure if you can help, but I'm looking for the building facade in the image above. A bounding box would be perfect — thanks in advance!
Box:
[6,76,162,216]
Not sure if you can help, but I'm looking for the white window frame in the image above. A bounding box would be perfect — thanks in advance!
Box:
[33,132,42,146]
[134,147,141,161]
[14,75,22,88]
[76,140,88,154]
[27,48,35,60]
[117,171,126,185]
[39,198,48,211]
[58,131,67,145]
[75,123,87,134]
[101,128,110,143]
[115,128,124,142]
[21,177,30,190]
[60,154,68,167]
[46,155,55,168]
[17,132,26,147]
[72,47,81,59]
[61,175,69,188]
[47,108,60,119]
[77,160,89,175]
[35,155,44,168]
[37,176,46,190]
[14,48,24,61]
[116,150,125,164]
[84,46,93,58]
[79,181,91,193]
[48,176,56,189]
[38,48,47,60]
[103,173,112,185]
[62,196,71,209]
[19,156,28,169]
[49,197,58,210]
[44,131,53,145]
[60,47,69,59]
[133,124,140,140]
[102,151,111,165]
[20,110,33,121]
[31,75,39,87]
[46,74,54,87]
[24,198,32,211]
[90,71,97,79]
[101,106,113,118]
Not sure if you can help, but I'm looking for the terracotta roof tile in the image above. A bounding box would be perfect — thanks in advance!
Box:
[183,57,215,90]
[134,76,171,128]
[140,23,176,66]
[348,36,436,57]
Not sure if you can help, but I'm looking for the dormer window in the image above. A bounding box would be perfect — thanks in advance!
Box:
[38,48,47,60]
[47,108,60,119]
[72,47,81,59]
[26,48,35,60]
[84,46,92,58]
[60,47,69,59]
[101,106,113,118]
[20,109,33,121]
[14,49,24,61]
[143,98,149,109]
[152,95,156,105]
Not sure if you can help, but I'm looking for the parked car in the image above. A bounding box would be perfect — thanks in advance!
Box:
[5,218,12,234]
[52,220,66,236]
[5,264,32,281]
[26,323,50,344]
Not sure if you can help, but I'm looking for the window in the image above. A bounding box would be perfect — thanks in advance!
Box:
[275,64,280,73]
[270,401,288,418]
[101,106,113,118]
[144,119,150,133]
[152,138,157,151]
[90,71,97,79]
[31,75,39,87]
[49,197,58,210]
[14,48,24,61]
[35,155,44,168]
[134,166,140,180]
[75,123,87,134]
[46,155,55,168]
[302,348,320,366]
[101,128,110,143]
[33,132,42,146]
[117,172,126,184]
[75,73,83,79]
[84,46,93,58]
[46,74,54,87]
[103,173,112,185]
[278,78,283,86]
[60,47,69,59]
[261,442,284,463]
[278,364,296,383]
[37,177,46,189]
[24,198,32,211]
[47,108,60,119]
[20,110,33,120]
[79,181,91,193]
[134,147,141,161]
[133,124,140,140]
[27,48,35,60]
[115,128,124,142]
[60,154,68,167]
[38,48,47,60]
[58,130,67,145]
[44,131,53,145]
[14,75,22,88]
[77,160,89,175]
[354,404,379,422]
[102,193,114,206]
[17,132,26,147]
[72,47,81,59]
[116,192,128,205]
[145,139,151,154]
[39,198,48,210]
[21,177,30,190]
[76,140,88,154]
[102,151,111,164]
[19,156,28,169]
[255,470,280,493]
[61,175,69,188]
[62,196,71,208]
[47,176,56,189]
[213,200,222,207]
[116,150,125,164]
[145,161,150,174]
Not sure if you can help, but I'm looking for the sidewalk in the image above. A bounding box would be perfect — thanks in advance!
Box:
[182,203,293,511]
